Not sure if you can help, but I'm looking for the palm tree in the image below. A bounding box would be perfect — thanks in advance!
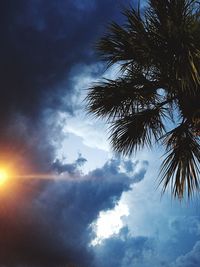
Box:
[86,0,200,199]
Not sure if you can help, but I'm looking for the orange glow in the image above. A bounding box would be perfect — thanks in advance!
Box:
[0,169,8,185]
[0,159,18,187]
[0,150,30,180]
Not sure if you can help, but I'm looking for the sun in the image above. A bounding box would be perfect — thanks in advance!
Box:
[0,169,9,185]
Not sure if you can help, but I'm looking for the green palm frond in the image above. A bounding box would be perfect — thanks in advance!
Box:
[160,124,200,198]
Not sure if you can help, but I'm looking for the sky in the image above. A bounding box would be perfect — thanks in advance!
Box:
[0,0,200,266]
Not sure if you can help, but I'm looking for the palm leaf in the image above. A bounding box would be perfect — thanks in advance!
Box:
[159,123,200,198]
[110,107,166,155]
[97,8,152,70]
[86,0,200,198]
[146,0,200,93]
[86,75,161,120]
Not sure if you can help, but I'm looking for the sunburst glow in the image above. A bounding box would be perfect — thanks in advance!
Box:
[0,169,9,185]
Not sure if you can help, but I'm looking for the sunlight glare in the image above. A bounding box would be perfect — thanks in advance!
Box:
[0,169,9,185]
[91,203,129,246]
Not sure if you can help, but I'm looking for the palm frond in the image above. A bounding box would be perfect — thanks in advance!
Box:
[110,107,166,155]
[159,123,200,198]
[146,0,200,93]
[176,89,200,124]
[97,9,151,70]
[86,0,200,199]
[86,75,161,120]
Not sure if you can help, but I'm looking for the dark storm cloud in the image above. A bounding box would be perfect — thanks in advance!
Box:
[52,154,87,175]
[0,0,126,119]
[93,215,200,267]
[0,157,148,267]
[94,227,155,267]
[0,0,129,171]
[173,241,200,267]
[158,216,200,262]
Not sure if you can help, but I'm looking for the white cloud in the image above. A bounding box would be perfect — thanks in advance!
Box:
[63,113,110,152]
[91,202,129,246]
[60,62,122,152]
[54,61,200,267]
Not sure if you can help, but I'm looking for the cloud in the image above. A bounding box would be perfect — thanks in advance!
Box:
[173,241,200,267]
[93,227,156,267]
[62,63,110,152]
[52,153,87,175]
[1,2,200,267]
[0,156,147,266]
[92,205,200,267]
[87,149,200,267]
[0,0,129,172]
[0,148,195,267]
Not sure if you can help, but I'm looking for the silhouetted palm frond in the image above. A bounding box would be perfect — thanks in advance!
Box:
[110,107,166,155]
[160,123,200,198]
[86,0,200,198]
[86,75,161,120]
[97,9,151,71]
[146,0,200,93]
